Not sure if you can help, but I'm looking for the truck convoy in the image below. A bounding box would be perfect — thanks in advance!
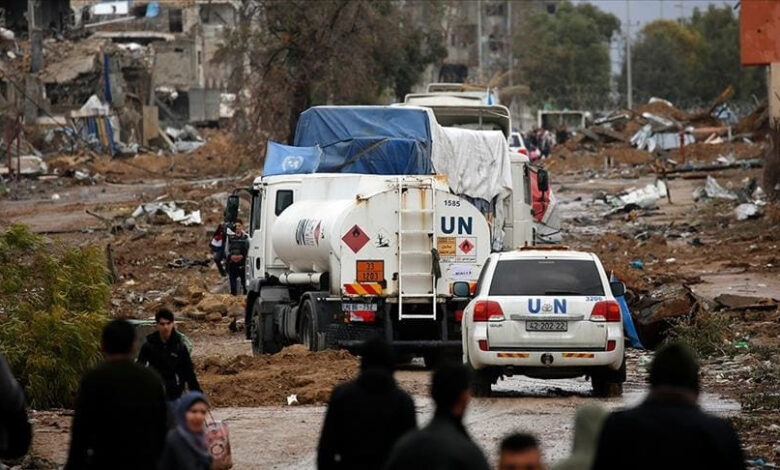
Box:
[229,105,548,364]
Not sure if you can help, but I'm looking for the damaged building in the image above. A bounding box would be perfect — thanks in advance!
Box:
[0,0,238,158]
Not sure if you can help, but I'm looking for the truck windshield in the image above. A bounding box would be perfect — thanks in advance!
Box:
[488,259,604,296]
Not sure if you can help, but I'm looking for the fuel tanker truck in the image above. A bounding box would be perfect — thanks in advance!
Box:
[228,106,547,363]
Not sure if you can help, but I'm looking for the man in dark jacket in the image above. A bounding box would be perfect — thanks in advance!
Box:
[225,220,249,295]
[65,320,168,470]
[318,337,416,469]
[592,342,745,470]
[0,352,31,462]
[384,362,490,470]
[137,308,201,401]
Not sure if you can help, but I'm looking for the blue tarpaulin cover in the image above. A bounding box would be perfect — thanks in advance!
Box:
[293,106,433,175]
[264,141,322,176]
[610,273,644,349]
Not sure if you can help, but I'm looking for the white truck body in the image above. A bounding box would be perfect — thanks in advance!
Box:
[259,174,491,303]
[237,105,539,360]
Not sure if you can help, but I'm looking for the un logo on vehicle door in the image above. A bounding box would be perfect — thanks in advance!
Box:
[542,303,553,313]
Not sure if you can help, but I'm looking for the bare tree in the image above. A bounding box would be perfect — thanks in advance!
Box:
[217,0,446,150]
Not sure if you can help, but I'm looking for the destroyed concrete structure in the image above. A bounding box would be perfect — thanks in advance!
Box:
[0,0,238,167]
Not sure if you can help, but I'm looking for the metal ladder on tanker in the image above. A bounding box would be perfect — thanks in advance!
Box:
[397,176,437,320]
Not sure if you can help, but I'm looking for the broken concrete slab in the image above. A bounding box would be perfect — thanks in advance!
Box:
[632,283,694,348]
[715,294,778,311]
[0,155,48,176]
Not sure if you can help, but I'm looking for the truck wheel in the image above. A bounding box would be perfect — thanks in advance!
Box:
[422,351,439,370]
[301,299,324,352]
[250,299,281,355]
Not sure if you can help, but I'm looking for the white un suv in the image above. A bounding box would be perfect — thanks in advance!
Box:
[456,248,626,397]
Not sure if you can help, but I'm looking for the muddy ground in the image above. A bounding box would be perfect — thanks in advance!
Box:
[2,137,779,468]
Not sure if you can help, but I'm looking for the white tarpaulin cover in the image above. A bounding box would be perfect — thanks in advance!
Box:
[430,122,513,249]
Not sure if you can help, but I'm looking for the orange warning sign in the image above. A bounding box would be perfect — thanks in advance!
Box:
[356,260,384,282]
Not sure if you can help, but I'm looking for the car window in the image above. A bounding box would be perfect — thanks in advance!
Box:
[510,134,521,147]
[475,258,492,294]
[488,259,605,296]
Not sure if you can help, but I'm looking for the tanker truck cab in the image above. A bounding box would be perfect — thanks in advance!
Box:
[459,248,626,397]
[238,173,495,363]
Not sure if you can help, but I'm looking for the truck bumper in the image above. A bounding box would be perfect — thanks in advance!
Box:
[338,339,462,351]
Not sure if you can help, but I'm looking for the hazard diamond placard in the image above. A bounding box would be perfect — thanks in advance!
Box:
[342,224,370,253]
[455,237,477,261]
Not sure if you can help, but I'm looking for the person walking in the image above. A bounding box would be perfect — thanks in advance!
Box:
[499,433,545,470]
[0,352,31,462]
[137,308,201,402]
[225,220,249,295]
[209,222,227,277]
[592,342,745,469]
[65,320,168,470]
[383,362,490,470]
[318,337,416,469]
[551,404,606,470]
[158,391,213,470]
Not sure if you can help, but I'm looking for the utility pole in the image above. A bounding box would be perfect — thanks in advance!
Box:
[625,0,633,110]
[506,0,512,88]
[477,0,483,83]
[28,0,43,73]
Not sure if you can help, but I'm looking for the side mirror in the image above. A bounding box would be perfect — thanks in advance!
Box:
[452,281,472,297]
[536,168,549,192]
[610,281,626,298]
[224,194,240,223]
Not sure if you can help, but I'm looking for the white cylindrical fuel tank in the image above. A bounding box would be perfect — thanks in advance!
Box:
[271,199,355,273]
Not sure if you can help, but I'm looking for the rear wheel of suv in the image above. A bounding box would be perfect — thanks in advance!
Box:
[592,359,626,397]
[469,364,493,397]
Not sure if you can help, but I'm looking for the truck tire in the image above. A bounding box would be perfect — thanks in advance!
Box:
[250,299,281,355]
[300,299,325,352]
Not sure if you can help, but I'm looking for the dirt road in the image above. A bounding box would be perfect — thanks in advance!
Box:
[184,331,740,469]
[212,350,739,469]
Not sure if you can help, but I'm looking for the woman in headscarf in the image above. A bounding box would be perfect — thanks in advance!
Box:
[159,391,213,470]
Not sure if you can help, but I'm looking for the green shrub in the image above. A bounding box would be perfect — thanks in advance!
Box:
[0,224,109,408]
[665,311,730,357]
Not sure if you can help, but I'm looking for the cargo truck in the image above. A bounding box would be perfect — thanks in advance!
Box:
[229,106,547,363]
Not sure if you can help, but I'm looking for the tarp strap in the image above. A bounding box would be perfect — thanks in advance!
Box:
[328,137,390,172]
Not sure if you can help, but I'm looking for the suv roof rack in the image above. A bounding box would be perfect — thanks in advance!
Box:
[518,245,570,251]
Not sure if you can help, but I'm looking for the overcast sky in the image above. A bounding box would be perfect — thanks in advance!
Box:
[577,0,736,30]
[572,0,737,73]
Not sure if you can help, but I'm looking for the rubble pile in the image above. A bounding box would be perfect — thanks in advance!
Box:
[549,93,769,177]
[0,0,241,188]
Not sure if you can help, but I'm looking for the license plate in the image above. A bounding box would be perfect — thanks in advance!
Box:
[526,320,567,332]
[342,303,378,312]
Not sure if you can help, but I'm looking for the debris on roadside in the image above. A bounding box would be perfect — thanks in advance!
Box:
[131,201,202,226]
[735,203,763,221]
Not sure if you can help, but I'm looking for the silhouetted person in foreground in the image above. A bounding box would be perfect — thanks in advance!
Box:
[65,320,168,470]
[551,404,606,470]
[499,433,545,470]
[592,342,745,470]
[383,362,490,470]
[0,352,31,462]
[318,337,416,469]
